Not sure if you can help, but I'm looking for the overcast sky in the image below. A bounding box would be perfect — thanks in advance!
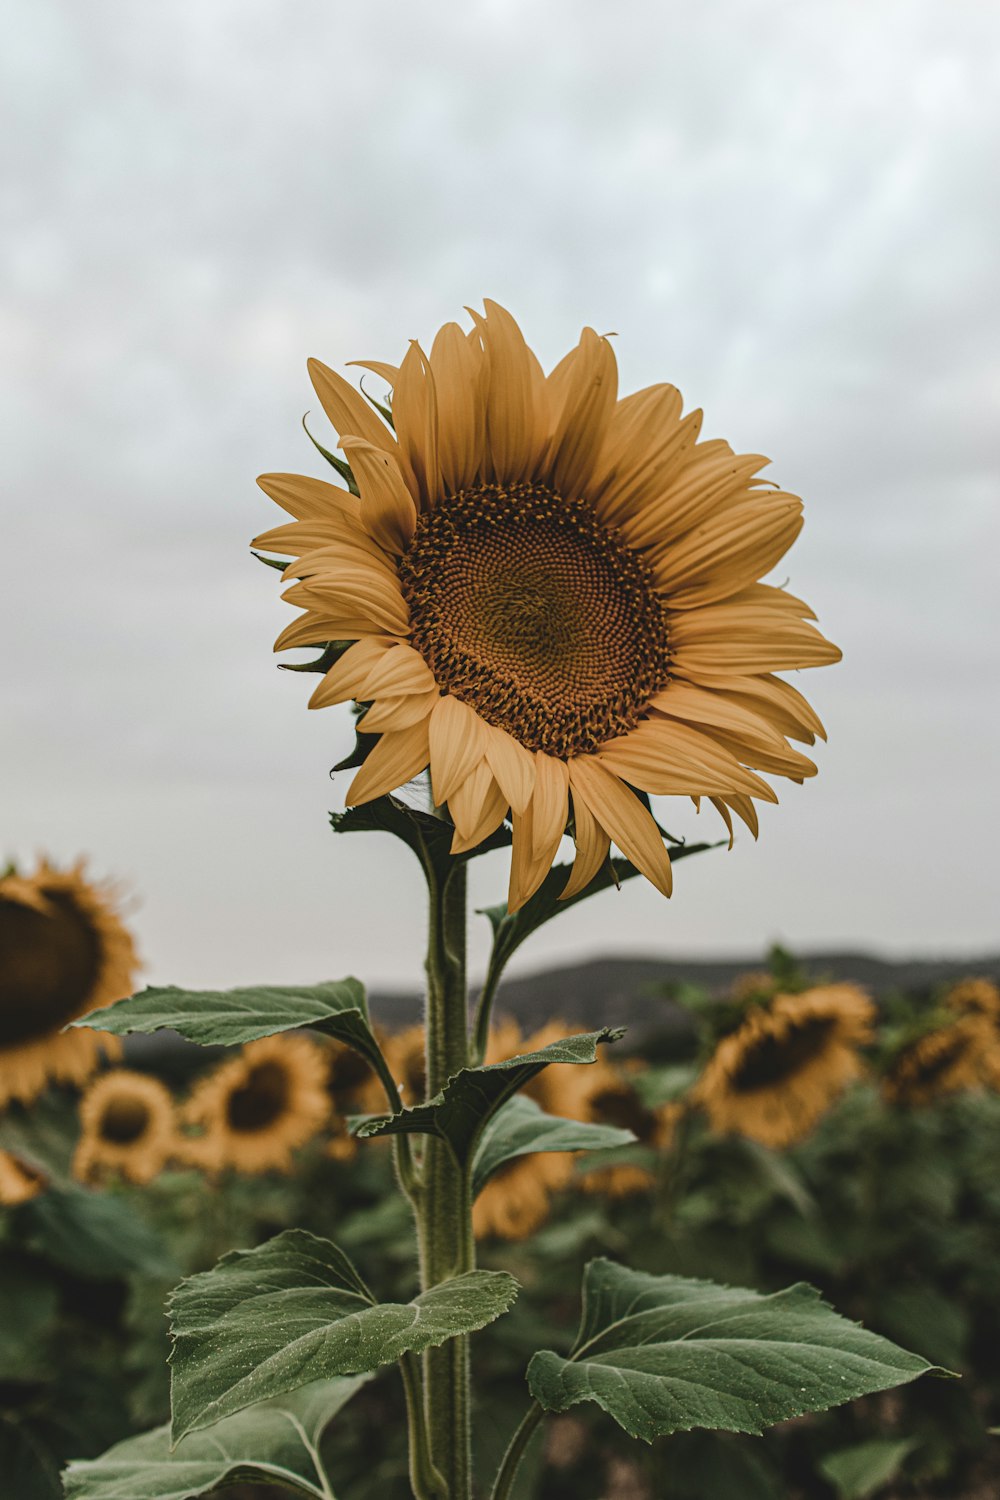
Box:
[3,0,998,995]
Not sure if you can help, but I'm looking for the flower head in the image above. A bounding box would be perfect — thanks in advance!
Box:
[325,1037,386,1162]
[73,1069,177,1185]
[577,1061,681,1197]
[254,303,840,910]
[693,984,875,1148]
[943,977,1000,1021]
[183,1034,330,1174]
[0,859,139,1106]
[882,1015,1000,1106]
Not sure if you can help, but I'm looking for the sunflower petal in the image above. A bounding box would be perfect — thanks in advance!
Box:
[391,341,440,507]
[360,690,440,732]
[545,328,618,497]
[339,436,418,554]
[308,637,395,709]
[428,695,489,806]
[530,754,570,861]
[345,720,431,805]
[449,760,508,848]
[257,473,362,523]
[484,728,536,815]
[430,321,486,493]
[568,758,673,897]
[561,793,611,899]
[308,359,396,451]
[472,300,548,482]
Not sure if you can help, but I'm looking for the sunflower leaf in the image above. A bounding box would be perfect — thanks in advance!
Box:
[479,843,719,985]
[168,1228,518,1442]
[63,1376,368,1500]
[527,1259,948,1444]
[471,1093,636,1196]
[331,793,512,875]
[357,1028,624,1166]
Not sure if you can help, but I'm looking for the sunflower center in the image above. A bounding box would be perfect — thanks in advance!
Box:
[730,1016,837,1093]
[0,892,102,1048]
[100,1097,151,1145]
[398,483,671,757]
[590,1085,658,1144]
[227,1060,290,1133]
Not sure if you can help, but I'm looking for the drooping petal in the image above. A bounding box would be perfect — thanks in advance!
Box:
[307,359,396,452]
[339,436,418,554]
[449,760,508,848]
[597,718,776,801]
[530,754,570,861]
[568,758,673,897]
[561,792,611,899]
[345,720,431,805]
[484,727,537,815]
[428,695,489,806]
[508,801,565,912]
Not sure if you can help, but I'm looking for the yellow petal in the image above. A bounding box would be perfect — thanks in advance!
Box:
[508,802,563,912]
[484,728,537,815]
[348,358,400,386]
[568,758,673,897]
[530,753,569,861]
[648,681,786,747]
[339,436,418,554]
[274,612,382,652]
[428,695,489,806]
[449,760,507,847]
[362,642,437,697]
[360,690,440,732]
[653,496,804,607]
[620,443,769,551]
[391,341,441,507]
[346,721,431,805]
[429,321,486,493]
[307,359,396,452]
[308,638,396,709]
[472,300,548,483]
[544,328,618,498]
[257,473,362,523]
[252,515,372,560]
[284,565,410,635]
[598,719,777,802]
[560,793,611,899]
[591,397,702,527]
[708,795,735,849]
[282,539,399,584]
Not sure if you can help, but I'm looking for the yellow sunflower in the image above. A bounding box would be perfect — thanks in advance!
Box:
[944,977,1000,1021]
[473,1020,605,1240]
[183,1034,330,1175]
[577,1061,681,1196]
[693,984,875,1148]
[0,1148,47,1206]
[0,858,139,1106]
[73,1069,177,1186]
[253,301,840,910]
[382,1023,428,1107]
[882,1015,1000,1107]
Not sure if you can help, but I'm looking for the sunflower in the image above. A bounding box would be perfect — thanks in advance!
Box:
[473,1020,605,1240]
[882,1014,1000,1106]
[253,302,840,911]
[693,984,875,1149]
[0,858,139,1107]
[73,1069,177,1186]
[0,1149,47,1206]
[944,977,1000,1021]
[325,1036,387,1161]
[577,1061,681,1196]
[183,1034,330,1174]
[382,1023,428,1106]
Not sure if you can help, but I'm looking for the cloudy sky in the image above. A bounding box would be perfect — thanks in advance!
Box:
[3,0,998,993]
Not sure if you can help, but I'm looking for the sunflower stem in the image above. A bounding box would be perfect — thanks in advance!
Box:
[489,1401,544,1500]
[418,859,474,1499]
[400,1352,449,1500]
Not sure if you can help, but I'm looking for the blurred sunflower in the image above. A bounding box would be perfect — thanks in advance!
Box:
[693,984,875,1148]
[0,1148,47,1206]
[254,301,840,910]
[325,1037,386,1161]
[944,977,1000,1021]
[383,1023,428,1106]
[183,1034,330,1174]
[0,858,139,1106]
[882,1014,1000,1106]
[578,1061,681,1196]
[73,1069,176,1186]
[473,1020,604,1240]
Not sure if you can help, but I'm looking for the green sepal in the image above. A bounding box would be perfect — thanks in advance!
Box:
[168,1228,518,1441]
[471,1093,635,1196]
[301,413,359,493]
[63,1376,369,1500]
[527,1258,948,1444]
[357,1028,624,1167]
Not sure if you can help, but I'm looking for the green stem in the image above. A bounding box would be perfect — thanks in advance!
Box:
[400,1352,448,1500]
[470,952,504,1066]
[489,1402,544,1500]
[418,860,475,1499]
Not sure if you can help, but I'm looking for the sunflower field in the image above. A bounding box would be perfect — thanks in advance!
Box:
[2,929,998,1499]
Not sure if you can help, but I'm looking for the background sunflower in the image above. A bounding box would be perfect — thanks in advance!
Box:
[73,1068,177,1186]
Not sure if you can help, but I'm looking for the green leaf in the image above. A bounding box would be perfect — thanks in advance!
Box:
[817,1437,919,1499]
[73,978,395,1098]
[471,1094,636,1196]
[168,1228,518,1440]
[0,1260,59,1381]
[479,844,718,992]
[331,793,511,879]
[357,1029,624,1167]
[527,1259,945,1443]
[63,1376,367,1500]
[19,1188,174,1279]
[0,1417,61,1500]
